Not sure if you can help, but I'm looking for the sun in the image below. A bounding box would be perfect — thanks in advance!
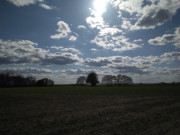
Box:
[93,0,109,16]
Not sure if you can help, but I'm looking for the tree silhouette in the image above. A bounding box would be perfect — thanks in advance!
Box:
[101,74,133,86]
[76,76,86,85]
[101,75,117,85]
[0,73,37,87]
[117,74,133,85]
[86,72,99,86]
[36,78,54,86]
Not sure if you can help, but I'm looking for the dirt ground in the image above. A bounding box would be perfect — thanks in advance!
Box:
[0,88,180,135]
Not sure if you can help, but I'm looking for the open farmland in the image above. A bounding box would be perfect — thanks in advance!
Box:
[0,85,180,135]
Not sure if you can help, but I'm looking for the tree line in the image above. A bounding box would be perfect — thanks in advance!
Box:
[0,73,54,87]
[76,72,133,86]
[102,74,133,86]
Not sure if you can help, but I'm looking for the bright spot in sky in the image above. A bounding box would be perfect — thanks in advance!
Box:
[93,0,109,16]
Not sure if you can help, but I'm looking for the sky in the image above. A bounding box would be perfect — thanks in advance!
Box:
[0,0,180,84]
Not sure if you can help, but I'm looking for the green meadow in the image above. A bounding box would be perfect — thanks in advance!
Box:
[0,85,180,135]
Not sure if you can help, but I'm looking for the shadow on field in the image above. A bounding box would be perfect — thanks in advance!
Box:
[0,85,180,135]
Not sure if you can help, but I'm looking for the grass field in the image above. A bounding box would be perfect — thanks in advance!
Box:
[0,85,180,135]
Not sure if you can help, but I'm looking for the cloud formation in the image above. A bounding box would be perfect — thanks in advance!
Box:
[7,0,54,9]
[83,53,180,75]
[148,27,180,47]
[0,39,81,66]
[0,67,52,74]
[7,0,36,7]
[50,46,82,55]
[86,15,105,29]
[91,34,141,52]
[69,36,77,41]
[0,39,46,64]
[39,3,53,10]
[50,21,71,39]
[111,0,180,30]
[42,53,80,65]
[50,21,78,41]
[77,25,86,29]
[84,57,112,67]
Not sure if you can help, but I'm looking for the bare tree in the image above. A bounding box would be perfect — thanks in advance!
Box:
[117,74,133,85]
[102,74,133,86]
[36,78,54,86]
[76,76,86,85]
[102,75,117,85]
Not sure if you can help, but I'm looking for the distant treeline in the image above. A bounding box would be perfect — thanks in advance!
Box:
[76,72,133,86]
[0,73,54,87]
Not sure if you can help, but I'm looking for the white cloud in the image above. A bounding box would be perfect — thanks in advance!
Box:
[91,34,141,52]
[99,27,122,36]
[39,3,53,10]
[0,67,52,74]
[86,15,105,29]
[111,0,180,30]
[38,0,44,2]
[84,57,112,67]
[50,46,81,55]
[61,48,81,55]
[133,39,143,42]
[121,20,132,30]
[80,52,179,83]
[50,21,71,39]
[7,0,36,7]
[111,0,143,15]
[91,48,98,52]
[7,0,52,9]
[161,52,180,62]
[42,52,81,65]
[69,35,77,41]
[148,27,180,47]
[0,39,47,64]
[50,46,63,50]
[77,25,86,29]
[0,39,81,66]
[83,55,159,74]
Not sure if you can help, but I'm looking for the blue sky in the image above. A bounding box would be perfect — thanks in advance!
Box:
[0,0,180,84]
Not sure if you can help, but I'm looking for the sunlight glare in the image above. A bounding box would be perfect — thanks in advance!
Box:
[93,0,109,16]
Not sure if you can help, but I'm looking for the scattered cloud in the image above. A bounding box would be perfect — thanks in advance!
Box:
[134,39,143,42]
[0,67,52,74]
[84,57,112,67]
[69,35,77,41]
[121,20,132,30]
[42,52,81,65]
[7,0,36,7]
[57,68,109,78]
[91,48,98,52]
[83,53,180,75]
[77,25,86,29]
[0,39,81,66]
[111,0,180,30]
[91,34,141,52]
[50,21,78,41]
[39,3,53,10]
[7,0,53,10]
[50,46,82,55]
[50,21,71,39]
[161,51,180,62]
[58,69,90,76]
[99,27,122,36]
[135,8,172,29]
[148,27,180,47]
[86,15,105,29]
[0,39,46,64]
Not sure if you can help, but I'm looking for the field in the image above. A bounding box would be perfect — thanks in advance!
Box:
[0,85,180,135]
